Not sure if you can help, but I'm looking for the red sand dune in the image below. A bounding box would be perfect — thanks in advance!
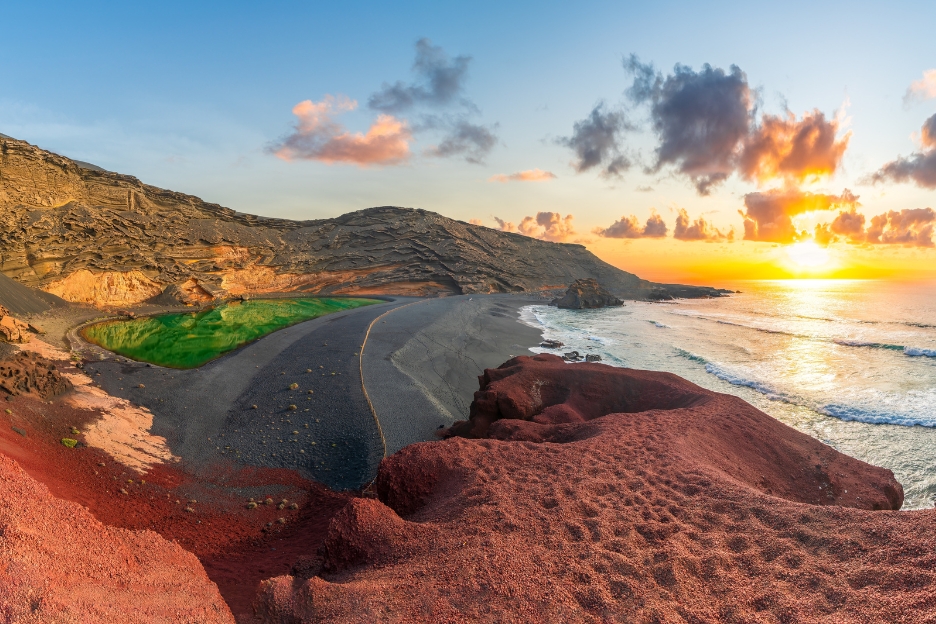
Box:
[0,352,350,621]
[254,354,936,623]
[0,450,233,623]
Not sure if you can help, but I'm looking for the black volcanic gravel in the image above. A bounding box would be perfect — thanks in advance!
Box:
[83,299,406,490]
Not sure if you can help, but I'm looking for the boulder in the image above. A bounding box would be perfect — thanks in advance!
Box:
[550,278,623,309]
[0,304,32,343]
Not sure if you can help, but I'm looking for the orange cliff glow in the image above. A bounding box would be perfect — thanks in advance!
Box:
[586,237,936,285]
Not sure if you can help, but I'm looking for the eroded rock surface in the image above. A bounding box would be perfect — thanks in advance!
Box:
[252,355,931,623]
[550,278,623,309]
[0,135,725,306]
[0,350,72,399]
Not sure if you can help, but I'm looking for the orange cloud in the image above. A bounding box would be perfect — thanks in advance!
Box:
[493,216,517,232]
[905,69,936,105]
[816,207,935,247]
[741,188,859,243]
[270,95,411,166]
[469,218,484,226]
[673,209,733,241]
[739,110,850,184]
[517,212,576,242]
[488,169,557,183]
[594,212,667,239]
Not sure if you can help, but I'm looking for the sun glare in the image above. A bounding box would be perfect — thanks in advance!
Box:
[785,241,830,268]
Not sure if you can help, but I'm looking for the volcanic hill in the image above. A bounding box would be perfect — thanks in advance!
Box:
[0,134,723,307]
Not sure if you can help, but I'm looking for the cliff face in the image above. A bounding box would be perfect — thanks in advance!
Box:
[0,136,724,307]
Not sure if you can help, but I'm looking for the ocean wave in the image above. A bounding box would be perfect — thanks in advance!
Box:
[820,404,936,428]
[832,339,904,351]
[702,362,798,403]
[673,348,707,364]
[648,321,670,328]
[905,347,936,358]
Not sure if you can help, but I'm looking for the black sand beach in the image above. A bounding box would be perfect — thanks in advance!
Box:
[82,294,544,489]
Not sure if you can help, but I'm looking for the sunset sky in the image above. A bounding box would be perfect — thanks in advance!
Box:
[3,1,935,283]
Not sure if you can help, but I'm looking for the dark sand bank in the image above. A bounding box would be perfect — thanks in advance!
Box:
[82,294,544,489]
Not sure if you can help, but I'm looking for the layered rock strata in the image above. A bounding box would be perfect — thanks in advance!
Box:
[0,135,724,307]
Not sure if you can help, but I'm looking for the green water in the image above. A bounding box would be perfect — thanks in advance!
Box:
[81,297,381,369]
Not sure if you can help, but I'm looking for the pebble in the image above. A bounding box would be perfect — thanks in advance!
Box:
[277,517,286,524]
[119,488,128,495]
[289,503,299,510]
[288,404,297,411]
[289,383,298,390]
[137,383,145,388]
[247,501,258,509]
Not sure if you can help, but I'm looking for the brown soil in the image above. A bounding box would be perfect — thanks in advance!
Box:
[253,354,934,623]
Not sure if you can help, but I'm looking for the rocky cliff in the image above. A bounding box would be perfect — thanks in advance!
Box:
[0,135,724,307]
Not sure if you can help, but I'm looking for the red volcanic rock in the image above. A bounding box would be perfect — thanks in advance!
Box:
[0,350,72,399]
[0,452,233,623]
[253,355,936,623]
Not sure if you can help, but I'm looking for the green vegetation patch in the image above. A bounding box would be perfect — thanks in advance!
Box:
[61,438,78,448]
[81,297,381,369]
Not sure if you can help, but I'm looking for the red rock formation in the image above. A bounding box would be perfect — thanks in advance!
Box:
[0,350,72,398]
[253,354,936,623]
[0,452,234,622]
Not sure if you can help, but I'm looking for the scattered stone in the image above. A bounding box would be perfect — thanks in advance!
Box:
[307,390,313,394]
[289,383,298,390]
[0,305,32,343]
[247,501,258,509]
[61,438,78,448]
[306,369,312,373]
[540,340,564,349]
[11,426,25,437]
[562,351,582,362]
[289,503,299,510]
[264,498,274,506]
[277,517,286,525]
[251,405,258,409]
[292,430,299,435]
[184,507,194,513]
[277,502,285,510]
[3,409,9,414]
[288,405,297,411]
[137,383,145,388]
[70,427,80,435]
[585,354,602,362]
[119,488,128,495]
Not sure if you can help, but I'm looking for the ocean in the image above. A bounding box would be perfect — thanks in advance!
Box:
[520,280,936,510]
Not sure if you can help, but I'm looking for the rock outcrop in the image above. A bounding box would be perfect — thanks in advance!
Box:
[0,350,72,398]
[0,135,725,307]
[550,278,623,309]
[0,304,32,343]
[0,452,234,623]
[252,355,930,623]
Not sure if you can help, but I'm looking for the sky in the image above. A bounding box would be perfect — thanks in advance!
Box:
[3,1,935,284]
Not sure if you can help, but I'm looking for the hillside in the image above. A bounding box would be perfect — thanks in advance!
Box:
[0,135,724,307]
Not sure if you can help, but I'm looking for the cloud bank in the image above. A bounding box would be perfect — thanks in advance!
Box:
[558,104,631,178]
[818,207,935,247]
[494,212,576,242]
[368,38,497,164]
[904,69,936,106]
[871,114,936,188]
[740,189,859,243]
[489,169,557,183]
[674,209,733,241]
[268,96,410,165]
[593,212,667,238]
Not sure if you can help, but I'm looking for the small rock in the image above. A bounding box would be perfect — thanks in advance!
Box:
[4,409,10,414]
[289,383,298,390]
[306,369,312,373]
[251,404,258,409]
[289,503,299,510]
[265,497,274,505]
[307,390,313,394]
[137,383,145,389]
[288,404,297,411]
[277,517,286,524]
[541,339,564,349]
[292,430,299,435]
[119,488,128,495]
[585,354,602,362]
[184,507,194,513]
[277,502,285,510]
[247,501,258,509]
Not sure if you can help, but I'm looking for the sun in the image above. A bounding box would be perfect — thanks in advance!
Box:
[785,241,831,268]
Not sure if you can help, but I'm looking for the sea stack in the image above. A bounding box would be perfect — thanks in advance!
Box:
[550,278,623,309]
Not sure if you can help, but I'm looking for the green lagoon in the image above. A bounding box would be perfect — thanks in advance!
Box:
[81,297,381,369]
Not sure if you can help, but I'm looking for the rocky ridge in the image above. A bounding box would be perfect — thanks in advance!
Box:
[0,135,724,307]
